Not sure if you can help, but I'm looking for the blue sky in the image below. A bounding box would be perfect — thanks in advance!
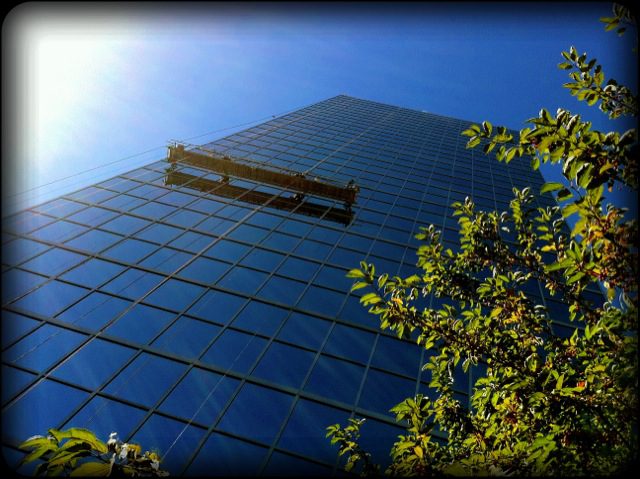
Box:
[3,2,636,214]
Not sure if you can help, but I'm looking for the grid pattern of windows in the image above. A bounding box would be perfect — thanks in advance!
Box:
[1,95,600,474]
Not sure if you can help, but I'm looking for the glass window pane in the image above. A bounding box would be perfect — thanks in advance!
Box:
[277,312,330,350]
[11,280,88,317]
[128,184,168,200]
[28,220,88,243]
[165,209,207,229]
[144,279,205,312]
[186,433,268,476]
[239,248,285,272]
[2,238,50,266]
[217,267,268,296]
[158,190,195,207]
[356,419,406,470]
[61,258,126,288]
[276,257,319,282]
[297,285,346,317]
[65,396,147,443]
[228,224,270,243]
[1,365,37,405]
[21,248,87,277]
[370,335,422,377]
[277,398,349,464]
[218,383,294,444]
[134,223,183,245]
[252,341,314,389]
[187,289,247,325]
[246,211,283,229]
[291,239,332,261]
[169,231,216,253]
[258,276,306,306]
[159,368,240,425]
[67,207,118,227]
[64,229,123,254]
[304,355,364,405]
[176,257,231,285]
[201,330,267,374]
[101,268,164,300]
[102,239,158,264]
[98,177,141,193]
[261,232,300,252]
[307,225,344,244]
[358,370,417,416]
[105,304,175,345]
[100,214,152,235]
[104,353,186,407]
[196,216,234,235]
[277,220,313,237]
[67,186,117,203]
[314,264,351,292]
[33,198,86,217]
[328,247,364,268]
[2,379,88,444]
[231,301,288,336]
[130,201,177,220]
[131,414,205,475]
[139,248,192,274]
[187,197,221,215]
[4,323,87,371]
[152,317,220,359]
[57,292,132,330]
[100,194,146,212]
[264,451,332,476]
[51,338,136,389]
[203,239,250,263]
[323,324,376,364]
[1,268,48,304]
[1,311,41,348]
[3,211,54,235]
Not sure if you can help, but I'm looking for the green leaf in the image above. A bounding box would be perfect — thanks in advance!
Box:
[561,203,579,218]
[49,449,92,467]
[567,271,585,284]
[48,428,108,454]
[19,444,55,466]
[482,121,493,135]
[556,188,573,202]
[350,281,369,292]
[70,461,113,477]
[414,445,424,459]
[546,258,572,272]
[604,21,619,31]
[540,182,565,194]
[346,268,366,279]
[19,435,52,450]
[558,62,573,70]
[531,156,540,170]
[361,292,382,306]
[466,137,481,149]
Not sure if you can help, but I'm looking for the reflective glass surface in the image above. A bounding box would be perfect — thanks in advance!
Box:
[1,95,561,475]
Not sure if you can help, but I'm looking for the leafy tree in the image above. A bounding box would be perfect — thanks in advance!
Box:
[328,4,637,476]
[18,427,168,477]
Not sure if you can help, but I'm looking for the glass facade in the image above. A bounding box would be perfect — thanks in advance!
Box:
[1,95,602,474]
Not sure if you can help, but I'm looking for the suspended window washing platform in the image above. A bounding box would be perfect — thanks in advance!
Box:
[166,143,359,207]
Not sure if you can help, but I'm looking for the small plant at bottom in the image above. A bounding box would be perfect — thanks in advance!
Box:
[18,427,169,476]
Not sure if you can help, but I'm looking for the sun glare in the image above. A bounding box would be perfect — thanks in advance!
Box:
[34,36,108,137]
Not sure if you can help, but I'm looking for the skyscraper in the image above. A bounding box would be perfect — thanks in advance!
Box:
[1,95,601,475]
